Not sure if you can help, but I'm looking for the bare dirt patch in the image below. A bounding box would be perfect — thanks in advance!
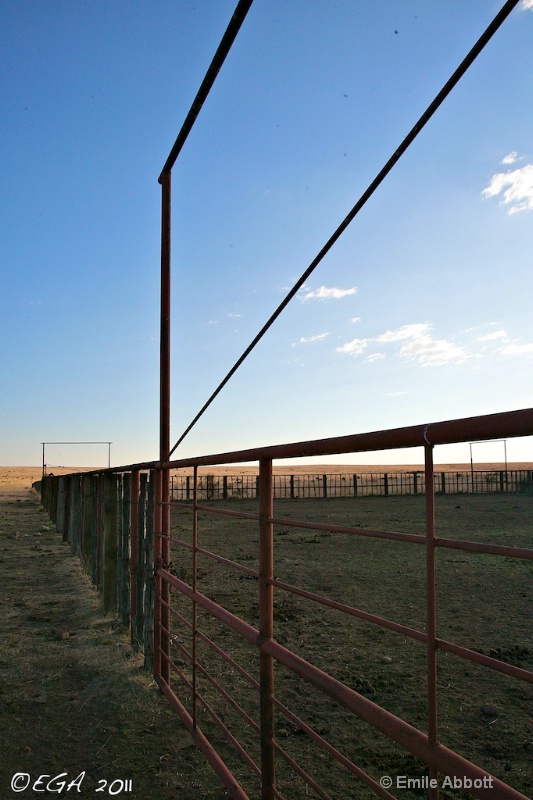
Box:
[1,469,531,800]
[169,493,533,798]
[0,486,225,799]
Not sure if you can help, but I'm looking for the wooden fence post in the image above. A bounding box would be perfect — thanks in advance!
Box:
[56,477,66,536]
[129,470,140,648]
[102,472,118,613]
[118,474,130,628]
[82,475,94,571]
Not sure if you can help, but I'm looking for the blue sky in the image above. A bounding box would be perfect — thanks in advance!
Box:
[1,1,532,468]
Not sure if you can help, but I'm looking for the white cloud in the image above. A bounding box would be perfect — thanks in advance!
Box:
[206,319,218,325]
[377,323,431,343]
[501,152,518,165]
[293,333,330,346]
[398,333,468,367]
[476,329,508,342]
[482,162,533,214]
[498,342,533,356]
[337,322,468,367]
[520,0,533,10]
[336,338,370,356]
[349,316,361,324]
[227,313,243,318]
[300,285,357,301]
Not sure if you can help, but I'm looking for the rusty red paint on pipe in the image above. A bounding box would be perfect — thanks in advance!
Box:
[162,408,533,470]
[272,743,335,800]
[272,698,397,800]
[192,466,198,729]
[196,629,259,689]
[160,568,259,645]
[269,515,426,545]
[424,445,439,800]
[153,469,163,679]
[195,660,260,733]
[436,638,533,684]
[258,458,276,800]
[197,545,259,576]
[436,537,533,560]
[270,577,427,643]
[199,691,262,778]
[66,408,533,477]
[155,676,251,800]
[262,638,529,800]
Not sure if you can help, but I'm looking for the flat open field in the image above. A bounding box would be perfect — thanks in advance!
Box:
[168,492,533,799]
[1,470,531,799]
[3,462,533,490]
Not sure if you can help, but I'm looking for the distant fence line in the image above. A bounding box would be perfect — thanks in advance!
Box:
[170,469,533,501]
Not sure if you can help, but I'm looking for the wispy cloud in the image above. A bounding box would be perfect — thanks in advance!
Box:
[336,318,533,367]
[300,285,357,301]
[336,338,370,356]
[292,333,330,347]
[227,313,243,318]
[397,330,468,367]
[377,323,430,343]
[482,160,533,214]
[476,330,508,342]
[501,152,518,165]
[498,342,533,356]
[520,0,533,10]
[337,322,468,367]
[349,316,361,324]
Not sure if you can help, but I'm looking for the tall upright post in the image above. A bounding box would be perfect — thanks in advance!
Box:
[425,442,439,800]
[259,458,275,799]
[130,469,140,647]
[160,174,171,464]
[159,170,172,683]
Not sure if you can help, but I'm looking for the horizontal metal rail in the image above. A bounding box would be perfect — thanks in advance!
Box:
[58,408,533,478]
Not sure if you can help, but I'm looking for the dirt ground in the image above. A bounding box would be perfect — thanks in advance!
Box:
[168,492,532,799]
[0,467,531,800]
[0,481,226,799]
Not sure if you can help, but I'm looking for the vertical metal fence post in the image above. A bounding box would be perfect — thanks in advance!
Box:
[425,442,439,800]
[192,466,199,728]
[161,467,171,686]
[259,458,275,799]
[153,468,163,680]
[160,168,172,687]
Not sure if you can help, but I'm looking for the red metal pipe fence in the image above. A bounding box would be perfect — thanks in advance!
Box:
[39,408,532,799]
